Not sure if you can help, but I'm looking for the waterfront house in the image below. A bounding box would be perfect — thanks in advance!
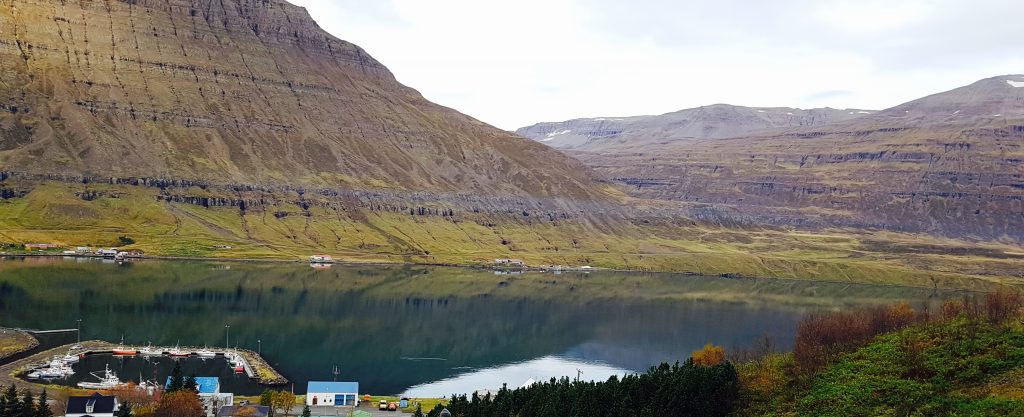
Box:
[306,381,359,407]
[65,393,119,417]
[217,406,271,417]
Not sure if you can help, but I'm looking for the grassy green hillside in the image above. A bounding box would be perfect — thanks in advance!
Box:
[1,182,1023,291]
[737,298,1024,416]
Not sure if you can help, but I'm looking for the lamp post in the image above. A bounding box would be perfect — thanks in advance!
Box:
[224,325,231,350]
[76,319,82,344]
[257,339,261,355]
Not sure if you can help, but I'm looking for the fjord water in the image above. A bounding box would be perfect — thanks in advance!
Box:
[0,257,955,396]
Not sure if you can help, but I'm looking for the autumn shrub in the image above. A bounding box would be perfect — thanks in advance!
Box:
[984,288,1023,324]
[794,303,925,376]
[693,343,727,367]
[940,299,964,321]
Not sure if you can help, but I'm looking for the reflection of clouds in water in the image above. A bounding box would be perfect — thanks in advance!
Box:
[403,356,630,398]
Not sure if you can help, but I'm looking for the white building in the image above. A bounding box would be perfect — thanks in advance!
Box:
[306,381,359,407]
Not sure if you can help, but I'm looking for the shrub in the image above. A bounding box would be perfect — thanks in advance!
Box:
[118,235,135,245]
[693,344,727,367]
[985,288,1023,324]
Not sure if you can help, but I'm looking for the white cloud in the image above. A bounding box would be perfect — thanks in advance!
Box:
[289,0,1024,129]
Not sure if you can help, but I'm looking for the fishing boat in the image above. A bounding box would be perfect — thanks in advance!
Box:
[77,365,121,389]
[27,359,74,379]
[167,343,190,357]
[139,343,162,356]
[61,351,81,364]
[196,347,217,358]
[112,336,137,356]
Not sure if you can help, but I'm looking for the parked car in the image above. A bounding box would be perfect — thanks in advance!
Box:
[379,400,388,411]
[387,402,398,411]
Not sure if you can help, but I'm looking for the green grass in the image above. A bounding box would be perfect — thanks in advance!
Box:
[740,317,1024,417]
[0,182,1022,291]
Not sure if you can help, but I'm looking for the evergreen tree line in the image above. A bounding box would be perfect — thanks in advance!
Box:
[0,385,54,417]
[425,360,740,417]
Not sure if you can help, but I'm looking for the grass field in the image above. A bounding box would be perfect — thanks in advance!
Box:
[1,182,1022,291]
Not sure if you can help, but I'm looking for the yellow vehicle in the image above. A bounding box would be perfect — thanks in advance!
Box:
[379,400,388,411]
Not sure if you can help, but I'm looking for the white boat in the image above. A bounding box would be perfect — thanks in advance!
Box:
[27,359,74,379]
[309,255,334,264]
[139,343,162,356]
[196,347,217,358]
[61,351,81,364]
[167,343,189,357]
[77,364,121,389]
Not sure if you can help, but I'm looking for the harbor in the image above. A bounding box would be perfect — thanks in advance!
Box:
[0,339,287,393]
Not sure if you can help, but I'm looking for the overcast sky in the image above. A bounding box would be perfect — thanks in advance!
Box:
[289,0,1024,130]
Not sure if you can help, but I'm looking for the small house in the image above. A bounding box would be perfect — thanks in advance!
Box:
[65,393,119,417]
[306,381,359,407]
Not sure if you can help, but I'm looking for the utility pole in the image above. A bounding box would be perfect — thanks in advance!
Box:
[76,319,82,344]
[225,325,231,349]
[257,339,261,355]
[576,369,582,382]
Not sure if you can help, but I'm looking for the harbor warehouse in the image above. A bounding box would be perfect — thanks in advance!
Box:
[306,381,360,406]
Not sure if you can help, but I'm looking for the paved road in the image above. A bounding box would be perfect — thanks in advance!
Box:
[303,404,407,417]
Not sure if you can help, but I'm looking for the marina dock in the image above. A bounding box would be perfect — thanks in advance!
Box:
[0,340,287,392]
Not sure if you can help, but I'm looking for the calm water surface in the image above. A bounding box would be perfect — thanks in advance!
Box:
[0,257,956,396]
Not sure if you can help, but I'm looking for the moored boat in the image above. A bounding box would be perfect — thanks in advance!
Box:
[77,364,121,389]
[196,347,217,358]
[112,336,137,356]
[309,255,335,264]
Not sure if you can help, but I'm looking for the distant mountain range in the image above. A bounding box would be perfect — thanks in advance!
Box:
[519,75,1024,241]
[517,105,876,151]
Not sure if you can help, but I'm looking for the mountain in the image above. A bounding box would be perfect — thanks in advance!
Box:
[0,0,1020,288]
[516,105,875,151]
[0,0,602,199]
[539,75,1024,241]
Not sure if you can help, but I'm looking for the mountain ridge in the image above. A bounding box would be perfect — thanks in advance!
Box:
[0,0,607,200]
[516,104,876,151]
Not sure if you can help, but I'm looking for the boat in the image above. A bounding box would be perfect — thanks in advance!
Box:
[77,364,121,389]
[196,347,217,358]
[139,343,162,356]
[27,359,74,379]
[112,336,137,356]
[309,255,334,264]
[167,343,190,357]
[61,351,81,364]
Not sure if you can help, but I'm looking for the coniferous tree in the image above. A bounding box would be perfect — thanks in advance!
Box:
[1,384,18,416]
[167,363,185,393]
[36,390,53,417]
[300,404,310,417]
[412,404,424,417]
[14,390,33,417]
[182,374,198,393]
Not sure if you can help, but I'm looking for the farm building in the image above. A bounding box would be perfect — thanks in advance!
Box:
[306,381,360,407]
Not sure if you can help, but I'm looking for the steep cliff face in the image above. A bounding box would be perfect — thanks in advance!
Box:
[516,105,874,151]
[0,0,604,199]
[561,76,1024,241]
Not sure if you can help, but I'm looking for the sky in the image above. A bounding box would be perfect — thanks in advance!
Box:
[288,0,1024,130]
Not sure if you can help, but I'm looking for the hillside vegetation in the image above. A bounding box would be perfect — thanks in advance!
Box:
[1,182,1023,291]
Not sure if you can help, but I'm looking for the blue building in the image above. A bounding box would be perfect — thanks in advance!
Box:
[306,381,360,407]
